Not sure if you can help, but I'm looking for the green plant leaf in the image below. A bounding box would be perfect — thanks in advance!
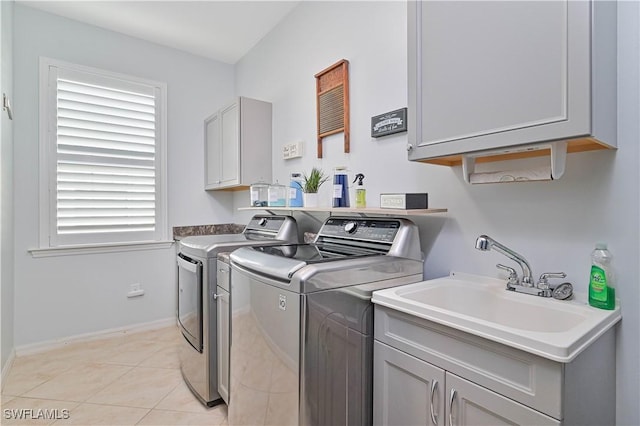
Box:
[302,167,329,193]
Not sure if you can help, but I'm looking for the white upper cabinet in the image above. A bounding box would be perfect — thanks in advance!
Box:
[205,97,272,190]
[407,0,617,164]
[205,111,222,188]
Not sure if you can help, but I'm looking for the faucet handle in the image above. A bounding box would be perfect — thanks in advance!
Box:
[537,272,567,289]
[496,264,518,285]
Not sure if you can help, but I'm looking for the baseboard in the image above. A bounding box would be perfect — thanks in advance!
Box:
[15,316,177,357]
[1,349,16,392]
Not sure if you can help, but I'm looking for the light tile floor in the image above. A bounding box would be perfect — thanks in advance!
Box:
[1,326,227,425]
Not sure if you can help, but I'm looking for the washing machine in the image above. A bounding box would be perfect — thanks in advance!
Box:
[176,215,298,406]
[228,216,424,425]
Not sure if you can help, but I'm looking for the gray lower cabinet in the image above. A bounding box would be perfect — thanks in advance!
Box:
[373,306,616,426]
[215,285,230,403]
[374,341,444,426]
[445,371,559,426]
[374,342,558,426]
[216,260,231,404]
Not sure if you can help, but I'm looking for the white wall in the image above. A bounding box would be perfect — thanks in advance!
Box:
[1,0,15,370]
[234,2,639,424]
[13,5,236,347]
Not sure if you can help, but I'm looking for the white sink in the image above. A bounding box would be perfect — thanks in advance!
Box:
[372,272,621,362]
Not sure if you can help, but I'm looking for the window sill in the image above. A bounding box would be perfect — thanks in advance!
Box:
[29,240,175,258]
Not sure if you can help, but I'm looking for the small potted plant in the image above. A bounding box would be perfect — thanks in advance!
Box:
[300,167,329,207]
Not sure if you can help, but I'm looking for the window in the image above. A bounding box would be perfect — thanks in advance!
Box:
[39,58,167,248]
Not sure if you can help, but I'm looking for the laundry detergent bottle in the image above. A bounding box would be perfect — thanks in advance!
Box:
[332,166,350,207]
[289,173,303,207]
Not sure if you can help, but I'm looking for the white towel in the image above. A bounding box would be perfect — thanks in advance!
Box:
[469,166,552,184]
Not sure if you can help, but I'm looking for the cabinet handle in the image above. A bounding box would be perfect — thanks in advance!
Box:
[213,293,220,300]
[218,269,227,273]
[3,93,13,120]
[448,388,457,426]
[430,380,439,425]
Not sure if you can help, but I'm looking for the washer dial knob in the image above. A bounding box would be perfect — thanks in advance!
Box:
[344,221,358,234]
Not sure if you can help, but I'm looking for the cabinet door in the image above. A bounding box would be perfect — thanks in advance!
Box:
[219,102,240,187]
[204,113,221,189]
[445,373,560,426]
[216,286,230,404]
[408,0,591,159]
[374,341,445,426]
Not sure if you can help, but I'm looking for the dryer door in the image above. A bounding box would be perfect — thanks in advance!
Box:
[177,253,203,352]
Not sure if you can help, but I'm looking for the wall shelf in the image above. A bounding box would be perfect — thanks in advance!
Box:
[238,206,447,216]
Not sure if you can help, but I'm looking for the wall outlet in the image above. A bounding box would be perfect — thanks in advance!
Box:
[127,283,145,298]
[283,141,303,160]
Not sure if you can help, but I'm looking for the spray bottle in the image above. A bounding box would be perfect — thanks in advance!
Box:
[353,173,366,208]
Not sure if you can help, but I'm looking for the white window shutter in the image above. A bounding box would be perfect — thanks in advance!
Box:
[42,61,167,247]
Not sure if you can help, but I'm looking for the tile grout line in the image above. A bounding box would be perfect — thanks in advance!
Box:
[149,375,181,410]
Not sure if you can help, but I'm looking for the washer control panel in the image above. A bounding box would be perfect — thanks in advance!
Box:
[247,215,286,231]
[319,218,400,243]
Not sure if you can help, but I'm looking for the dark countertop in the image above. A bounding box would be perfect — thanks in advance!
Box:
[172,223,245,240]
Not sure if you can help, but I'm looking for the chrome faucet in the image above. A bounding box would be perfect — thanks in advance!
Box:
[475,235,534,286]
[475,234,569,298]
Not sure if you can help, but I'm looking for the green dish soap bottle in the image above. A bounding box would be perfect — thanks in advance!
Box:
[589,243,616,310]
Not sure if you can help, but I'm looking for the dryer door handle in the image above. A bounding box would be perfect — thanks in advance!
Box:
[177,254,199,273]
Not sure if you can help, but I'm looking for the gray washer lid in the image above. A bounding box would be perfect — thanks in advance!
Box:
[179,234,248,258]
